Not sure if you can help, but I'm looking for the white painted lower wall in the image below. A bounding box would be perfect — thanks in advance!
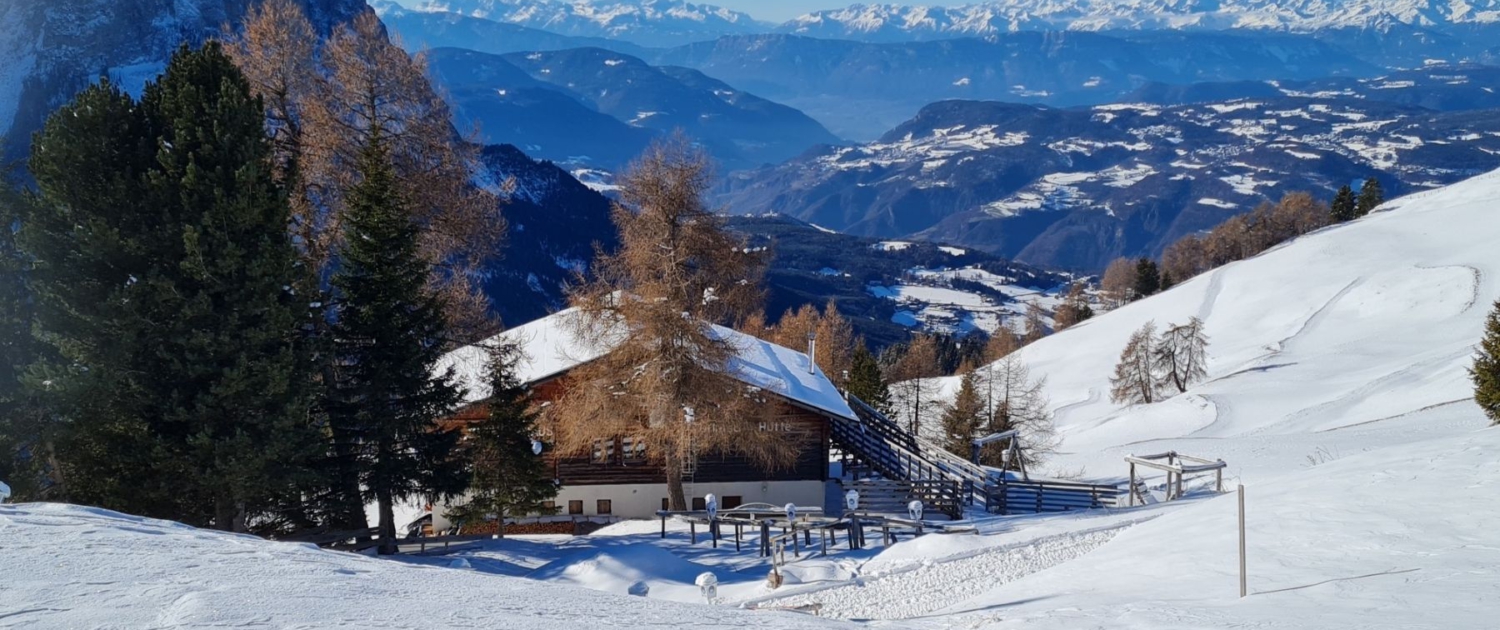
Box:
[431,480,828,531]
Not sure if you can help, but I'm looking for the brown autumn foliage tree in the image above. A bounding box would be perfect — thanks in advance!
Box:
[984,326,1021,364]
[229,1,504,337]
[1161,234,1209,284]
[1180,191,1330,276]
[763,301,855,388]
[1052,282,1094,331]
[889,333,944,437]
[546,137,781,510]
[1101,257,1137,306]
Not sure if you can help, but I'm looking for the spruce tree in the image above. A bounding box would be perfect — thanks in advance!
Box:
[1330,184,1357,222]
[327,132,468,554]
[446,344,558,531]
[138,42,321,531]
[1355,177,1385,216]
[22,45,319,529]
[1134,258,1161,298]
[941,369,986,459]
[22,77,169,516]
[0,183,43,498]
[847,342,891,413]
[1472,300,1500,426]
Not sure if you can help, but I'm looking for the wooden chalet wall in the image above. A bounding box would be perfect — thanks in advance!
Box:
[442,376,832,487]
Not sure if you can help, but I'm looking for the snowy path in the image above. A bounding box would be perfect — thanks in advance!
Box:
[760,527,1127,621]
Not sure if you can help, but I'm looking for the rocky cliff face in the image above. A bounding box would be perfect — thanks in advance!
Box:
[0,0,369,163]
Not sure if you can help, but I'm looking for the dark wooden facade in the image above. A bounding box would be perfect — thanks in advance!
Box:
[443,375,834,488]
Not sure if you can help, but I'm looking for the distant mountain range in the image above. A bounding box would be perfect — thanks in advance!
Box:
[394,0,1500,43]
[720,78,1500,270]
[402,0,768,46]
[653,31,1379,140]
[779,1,1500,40]
[430,46,840,171]
[726,214,1069,346]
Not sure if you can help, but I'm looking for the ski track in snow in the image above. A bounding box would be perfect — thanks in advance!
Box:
[760,528,1124,620]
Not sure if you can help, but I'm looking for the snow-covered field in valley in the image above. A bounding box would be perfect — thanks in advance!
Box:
[3,170,1498,629]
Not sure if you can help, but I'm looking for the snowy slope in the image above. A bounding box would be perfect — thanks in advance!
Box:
[937,167,1500,481]
[0,503,856,629]
[942,423,1500,628]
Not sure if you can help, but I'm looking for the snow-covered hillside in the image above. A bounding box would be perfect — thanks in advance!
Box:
[938,167,1500,481]
[0,503,855,629]
[722,95,1500,270]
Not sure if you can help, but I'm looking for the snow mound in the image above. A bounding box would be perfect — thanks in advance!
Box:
[0,503,854,629]
[527,543,723,602]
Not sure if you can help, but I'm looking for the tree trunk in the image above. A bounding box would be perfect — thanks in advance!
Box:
[44,439,67,501]
[376,488,398,555]
[326,411,370,535]
[214,494,238,532]
[664,450,687,511]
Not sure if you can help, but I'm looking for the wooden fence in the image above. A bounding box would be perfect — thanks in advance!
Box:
[984,479,1124,514]
[840,479,964,518]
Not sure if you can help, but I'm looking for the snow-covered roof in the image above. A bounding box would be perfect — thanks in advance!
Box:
[436,308,856,420]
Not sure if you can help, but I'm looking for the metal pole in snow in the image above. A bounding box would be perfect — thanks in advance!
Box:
[1238,484,1247,598]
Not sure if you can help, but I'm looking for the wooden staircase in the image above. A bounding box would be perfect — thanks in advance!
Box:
[831,395,1124,516]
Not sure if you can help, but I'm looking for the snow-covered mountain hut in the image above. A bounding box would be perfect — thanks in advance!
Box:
[431,308,854,525]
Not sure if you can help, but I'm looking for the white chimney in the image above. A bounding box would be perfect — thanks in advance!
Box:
[806,331,817,375]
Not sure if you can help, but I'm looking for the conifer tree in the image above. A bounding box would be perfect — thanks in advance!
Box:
[1110,322,1159,405]
[847,342,891,413]
[23,45,319,528]
[1330,184,1357,222]
[1159,271,1174,291]
[1355,177,1385,217]
[446,343,558,530]
[142,42,322,531]
[1134,258,1161,298]
[326,133,468,554]
[0,183,46,499]
[1472,300,1500,426]
[941,369,986,457]
[21,78,167,515]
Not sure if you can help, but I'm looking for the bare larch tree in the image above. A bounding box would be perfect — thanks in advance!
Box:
[1110,321,1160,405]
[1154,317,1210,394]
[546,136,788,510]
